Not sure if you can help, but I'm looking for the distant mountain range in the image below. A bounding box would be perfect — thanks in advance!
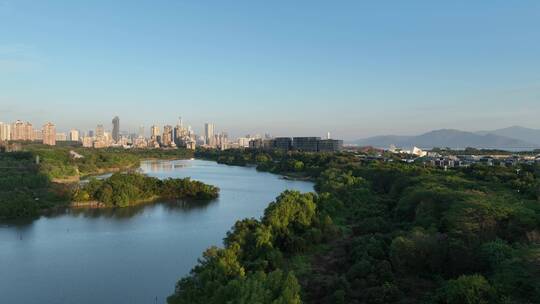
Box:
[353,127,540,150]
[475,126,540,146]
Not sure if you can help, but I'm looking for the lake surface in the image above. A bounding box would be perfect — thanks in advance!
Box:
[0,159,313,304]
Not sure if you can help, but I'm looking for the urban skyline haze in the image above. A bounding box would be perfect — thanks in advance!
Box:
[1,1,539,139]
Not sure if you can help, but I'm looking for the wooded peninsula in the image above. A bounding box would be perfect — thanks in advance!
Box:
[0,146,218,219]
[169,149,540,304]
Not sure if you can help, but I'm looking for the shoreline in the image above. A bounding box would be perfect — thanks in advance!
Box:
[71,195,161,209]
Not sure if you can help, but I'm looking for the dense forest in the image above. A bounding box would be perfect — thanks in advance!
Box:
[0,152,70,219]
[0,146,195,219]
[75,172,219,207]
[171,149,540,303]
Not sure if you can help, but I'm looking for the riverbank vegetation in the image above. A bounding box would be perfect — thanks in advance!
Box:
[0,146,196,219]
[170,149,540,304]
[74,172,219,207]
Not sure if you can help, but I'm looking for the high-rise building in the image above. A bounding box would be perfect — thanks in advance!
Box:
[112,116,120,142]
[96,124,104,138]
[42,122,56,146]
[150,125,160,140]
[162,125,173,146]
[11,120,34,141]
[88,130,94,137]
[0,122,11,141]
[69,129,79,141]
[204,123,215,146]
[138,125,144,138]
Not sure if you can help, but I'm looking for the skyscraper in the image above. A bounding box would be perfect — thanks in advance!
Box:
[204,123,214,146]
[0,122,11,141]
[96,124,104,138]
[138,125,144,138]
[150,125,160,140]
[42,122,56,146]
[162,125,173,146]
[112,116,120,142]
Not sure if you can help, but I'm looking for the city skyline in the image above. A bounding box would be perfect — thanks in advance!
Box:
[1,1,539,139]
[3,115,540,143]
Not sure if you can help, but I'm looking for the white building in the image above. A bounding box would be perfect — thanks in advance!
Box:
[69,129,79,141]
[412,146,427,157]
[237,137,250,148]
[56,133,67,141]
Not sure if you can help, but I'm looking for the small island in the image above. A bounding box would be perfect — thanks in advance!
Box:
[73,172,219,208]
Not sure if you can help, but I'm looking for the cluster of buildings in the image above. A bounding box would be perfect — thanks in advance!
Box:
[426,154,540,169]
[382,145,540,169]
[0,117,232,151]
[144,118,198,149]
[0,117,343,153]
[248,136,343,152]
[0,120,76,146]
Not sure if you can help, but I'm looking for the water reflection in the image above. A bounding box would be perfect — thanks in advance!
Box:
[146,160,181,172]
[67,199,217,219]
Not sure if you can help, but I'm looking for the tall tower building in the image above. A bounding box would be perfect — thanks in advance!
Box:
[204,123,215,146]
[42,122,56,146]
[138,125,144,138]
[162,125,173,146]
[96,124,104,138]
[150,125,160,141]
[112,116,120,142]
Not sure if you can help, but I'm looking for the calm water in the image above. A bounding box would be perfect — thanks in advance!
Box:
[0,159,313,304]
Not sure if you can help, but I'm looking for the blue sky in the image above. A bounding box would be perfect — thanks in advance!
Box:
[1,0,539,139]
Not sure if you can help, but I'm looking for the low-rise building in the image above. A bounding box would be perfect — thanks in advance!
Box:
[293,137,320,152]
[317,139,343,152]
[249,138,263,149]
[274,137,292,150]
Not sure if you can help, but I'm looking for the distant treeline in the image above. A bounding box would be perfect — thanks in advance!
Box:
[25,145,194,179]
[170,149,540,304]
[75,172,219,207]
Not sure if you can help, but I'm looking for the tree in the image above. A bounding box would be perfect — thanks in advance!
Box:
[436,274,495,304]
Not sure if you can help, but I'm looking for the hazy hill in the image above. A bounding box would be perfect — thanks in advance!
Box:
[354,129,537,150]
[476,126,540,146]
